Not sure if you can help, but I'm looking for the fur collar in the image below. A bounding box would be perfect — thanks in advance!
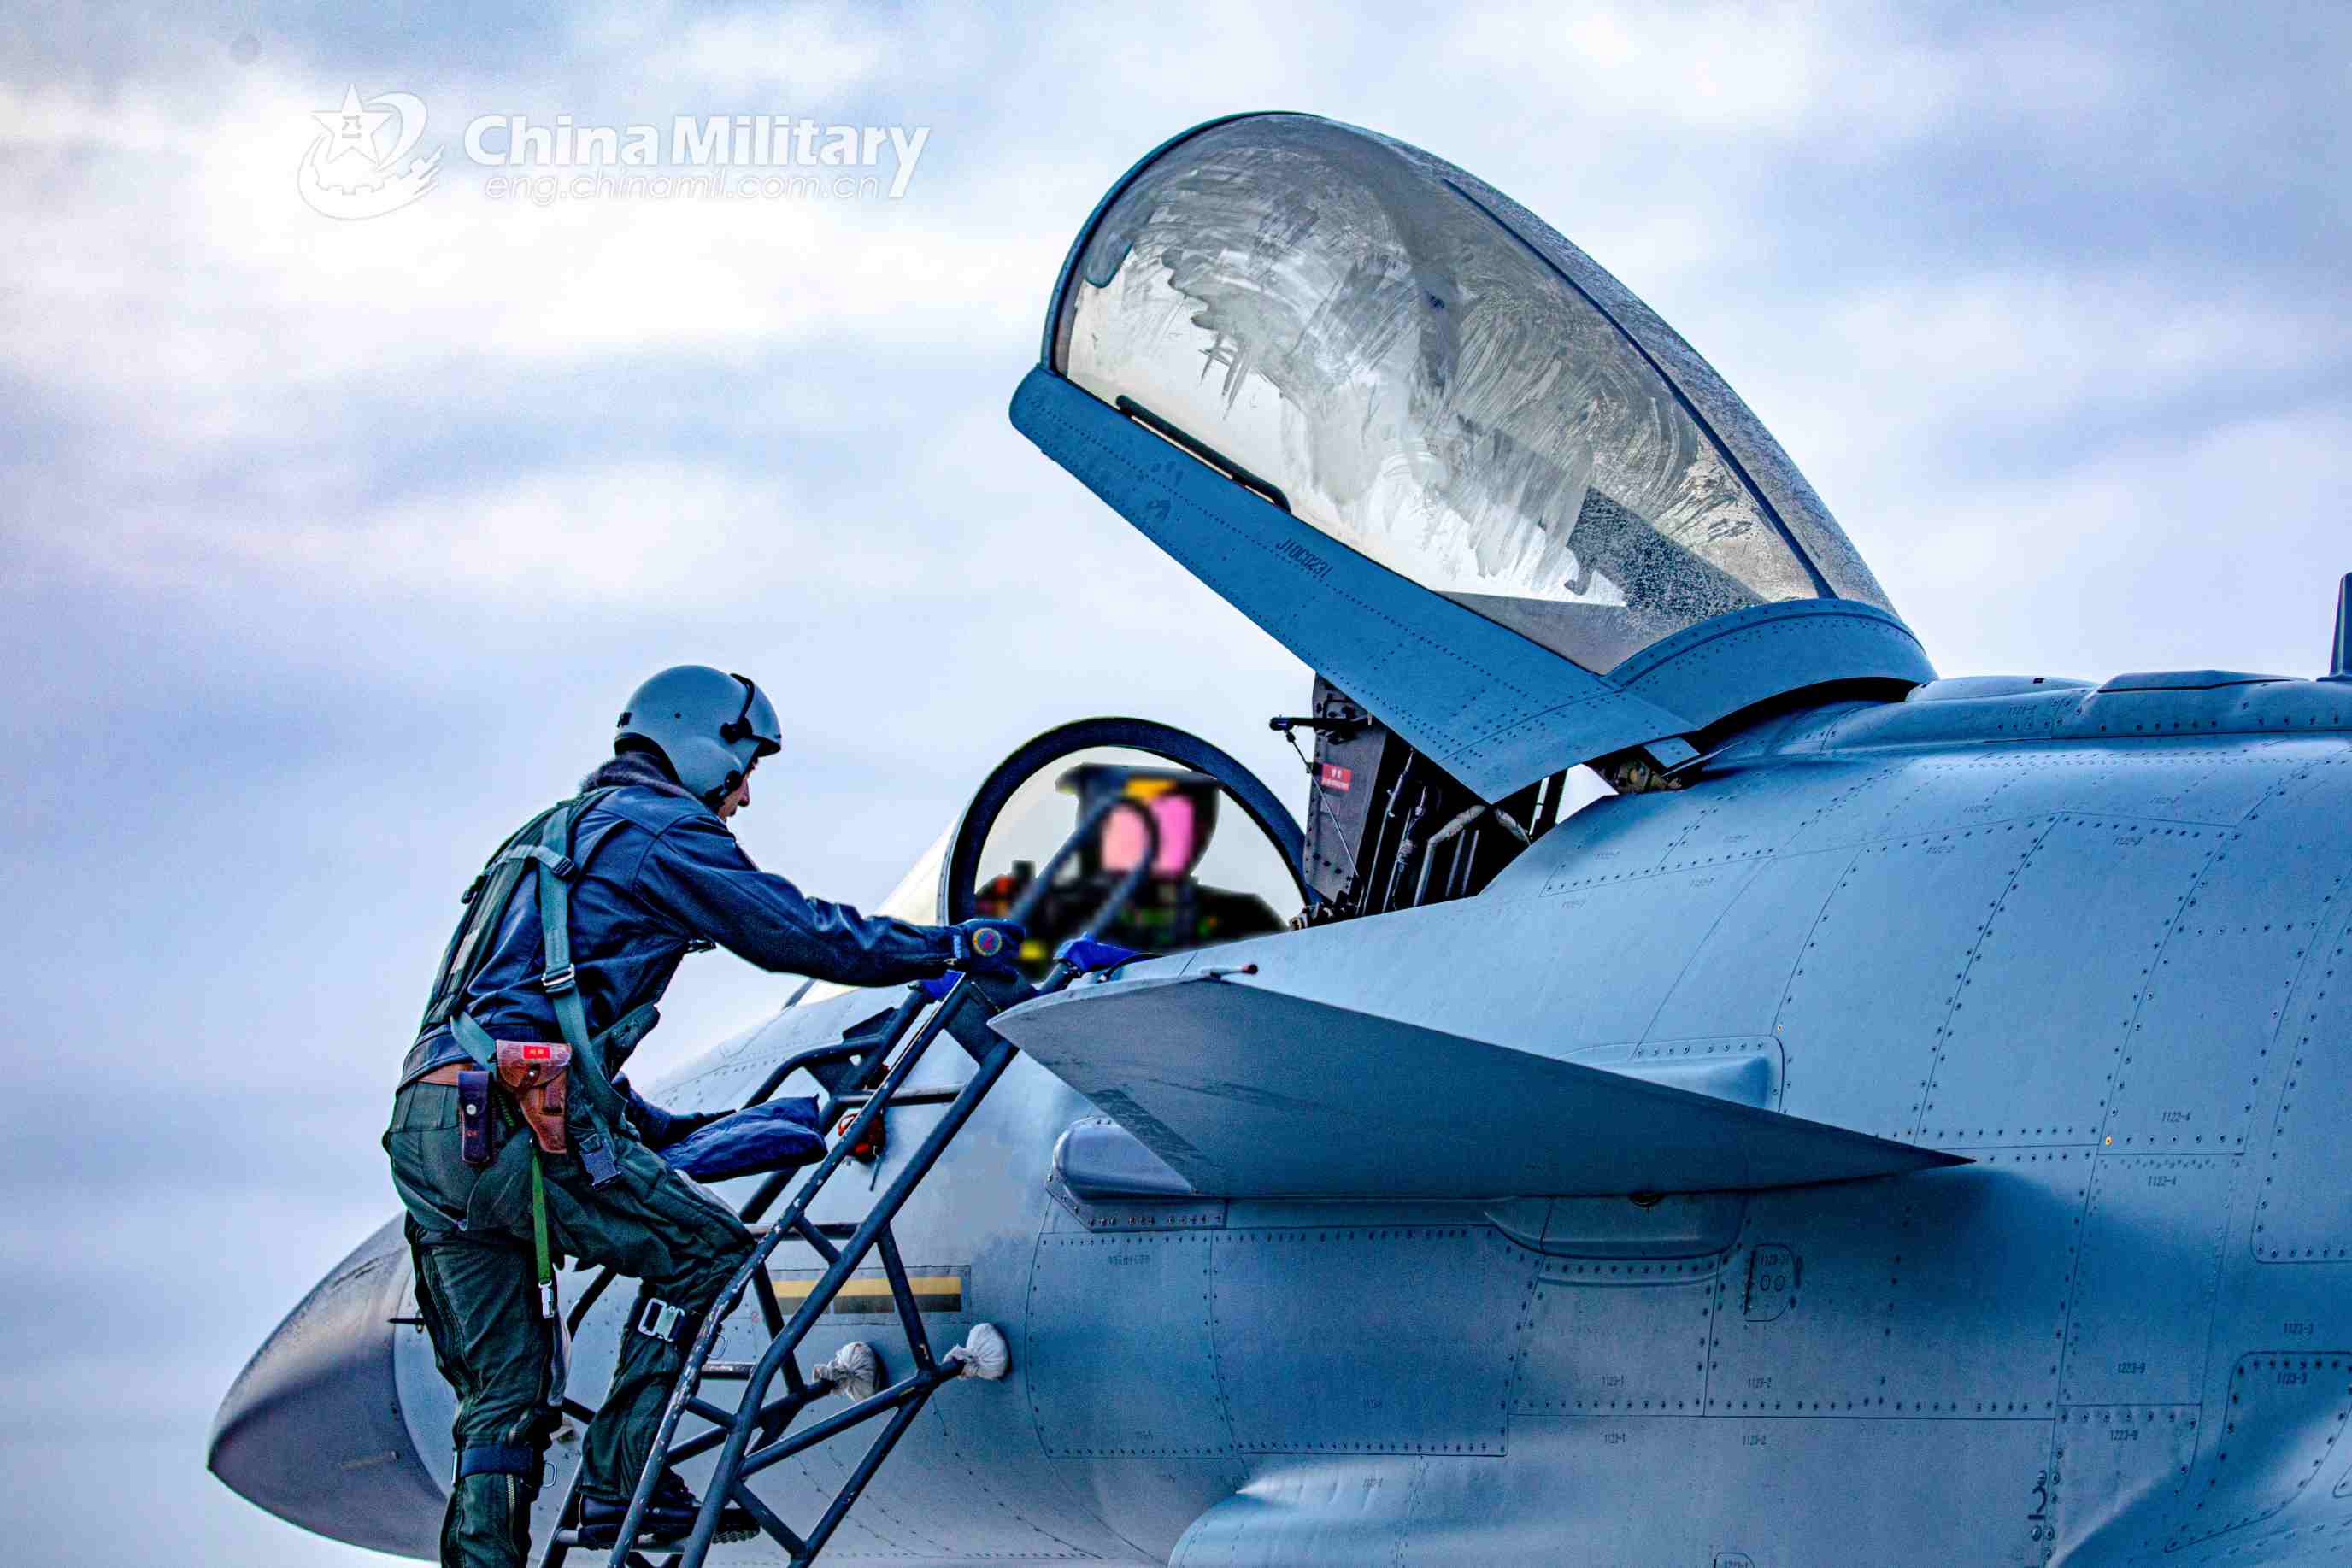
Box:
[580,751,704,804]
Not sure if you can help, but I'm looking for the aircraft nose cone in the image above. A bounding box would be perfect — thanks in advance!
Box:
[209,1217,444,1558]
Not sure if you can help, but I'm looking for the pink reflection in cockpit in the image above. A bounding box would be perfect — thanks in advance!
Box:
[1102,794,1197,876]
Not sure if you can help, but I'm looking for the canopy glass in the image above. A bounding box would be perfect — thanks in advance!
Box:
[1055,115,1893,674]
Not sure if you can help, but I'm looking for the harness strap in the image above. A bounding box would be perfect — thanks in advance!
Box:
[456,1444,539,1481]
[528,792,626,1190]
[632,1296,705,1348]
[497,843,578,880]
[450,1010,497,1069]
[418,809,558,1037]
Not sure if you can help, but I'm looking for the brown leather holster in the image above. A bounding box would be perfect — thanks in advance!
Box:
[494,1041,572,1155]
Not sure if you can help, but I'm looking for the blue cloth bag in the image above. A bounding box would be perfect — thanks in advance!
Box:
[660,1096,826,1181]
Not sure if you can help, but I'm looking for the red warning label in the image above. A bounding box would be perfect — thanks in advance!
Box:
[1319,763,1354,793]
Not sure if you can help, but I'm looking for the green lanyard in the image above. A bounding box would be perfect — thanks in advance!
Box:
[529,1148,567,1411]
[529,1151,556,1320]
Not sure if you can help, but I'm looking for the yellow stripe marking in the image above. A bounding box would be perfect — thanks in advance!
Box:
[767,1274,962,1304]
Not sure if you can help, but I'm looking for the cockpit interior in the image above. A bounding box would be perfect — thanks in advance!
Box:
[970,761,1289,978]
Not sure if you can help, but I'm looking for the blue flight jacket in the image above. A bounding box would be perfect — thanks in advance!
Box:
[402,753,953,1087]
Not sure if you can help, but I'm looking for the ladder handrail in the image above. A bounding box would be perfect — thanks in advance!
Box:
[745,995,926,1109]
[598,979,975,1565]
[568,800,1161,1568]
[665,1021,1020,1564]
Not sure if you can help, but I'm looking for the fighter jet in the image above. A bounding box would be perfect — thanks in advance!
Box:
[212,113,2352,1567]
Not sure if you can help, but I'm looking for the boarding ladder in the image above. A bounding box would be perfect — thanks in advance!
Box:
[537,798,1160,1568]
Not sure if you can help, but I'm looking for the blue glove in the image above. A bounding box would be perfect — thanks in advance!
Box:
[945,919,1024,973]
[614,1077,726,1152]
[660,1097,826,1181]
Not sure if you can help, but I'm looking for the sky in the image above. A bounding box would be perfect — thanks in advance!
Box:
[3,3,2349,1563]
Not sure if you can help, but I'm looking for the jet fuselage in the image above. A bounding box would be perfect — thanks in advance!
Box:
[220,672,2352,1568]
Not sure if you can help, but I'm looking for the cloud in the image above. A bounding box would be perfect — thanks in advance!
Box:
[1879,403,2352,677]
[591,1,914,97]
[1447,2,1972,147]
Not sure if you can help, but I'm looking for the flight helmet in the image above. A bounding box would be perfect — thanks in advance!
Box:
[615,665,782,802]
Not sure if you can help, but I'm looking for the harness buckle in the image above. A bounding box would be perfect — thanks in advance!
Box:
[497,844,579,879]
[542,965,579,996]
[637,1298,687,1343]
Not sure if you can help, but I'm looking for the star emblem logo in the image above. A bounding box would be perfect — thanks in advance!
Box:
[312,85,391,167]
[297,86,442,220]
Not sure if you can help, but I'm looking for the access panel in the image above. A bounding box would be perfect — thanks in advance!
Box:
[1918,816,2220,1148]
[2102,846,2343,1153]
[2257,897,2352,1263]
[1511,1275,1714,1416]
[2061,1154,2234,1406]
[1026,1230,1232,1457]
[2165,1352,2352,1553]
[1877,1151,2091,1416]
[1209,1225,1530,1454]
[2048,1403,2202,1565]
[1774,823,2049,1142]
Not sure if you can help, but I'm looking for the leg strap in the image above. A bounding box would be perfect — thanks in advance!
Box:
[632,1295,705,1348]
[455,1443,539,1481]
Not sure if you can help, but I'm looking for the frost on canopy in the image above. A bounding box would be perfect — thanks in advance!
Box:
[1054,114,1894,675]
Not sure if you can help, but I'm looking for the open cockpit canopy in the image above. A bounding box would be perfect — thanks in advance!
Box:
[1014,114,1932,800]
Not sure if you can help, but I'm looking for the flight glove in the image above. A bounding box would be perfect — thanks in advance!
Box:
[615,1076,726,1151]
[945,919,1025,973]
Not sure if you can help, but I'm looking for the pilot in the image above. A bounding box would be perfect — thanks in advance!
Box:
[974,765,1285,970]
[384,664,1019,1567]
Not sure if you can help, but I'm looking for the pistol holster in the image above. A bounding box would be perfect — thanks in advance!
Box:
[494,1041,573,1155]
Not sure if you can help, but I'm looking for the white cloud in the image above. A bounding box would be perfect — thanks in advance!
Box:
[1816,270,2346,430]
[0,80,185,150]
[570,0,926,96]
[1867,403,2352,678]
[1445,2,1963,146]
[0,69,1055,466]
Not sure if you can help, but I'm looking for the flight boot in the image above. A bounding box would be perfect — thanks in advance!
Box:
[574,1471,756,1549]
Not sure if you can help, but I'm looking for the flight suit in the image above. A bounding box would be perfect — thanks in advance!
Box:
[385,753,956,1568]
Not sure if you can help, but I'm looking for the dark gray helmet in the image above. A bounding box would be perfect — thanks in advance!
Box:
[616,665,782,801]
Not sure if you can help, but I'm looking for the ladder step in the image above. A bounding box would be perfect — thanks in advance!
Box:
[832,1086,965,1109]
[746,1221,857,1241]
[549,1525,752,1553]
[550,1506,761,1553]
[550,1529,650,1551]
